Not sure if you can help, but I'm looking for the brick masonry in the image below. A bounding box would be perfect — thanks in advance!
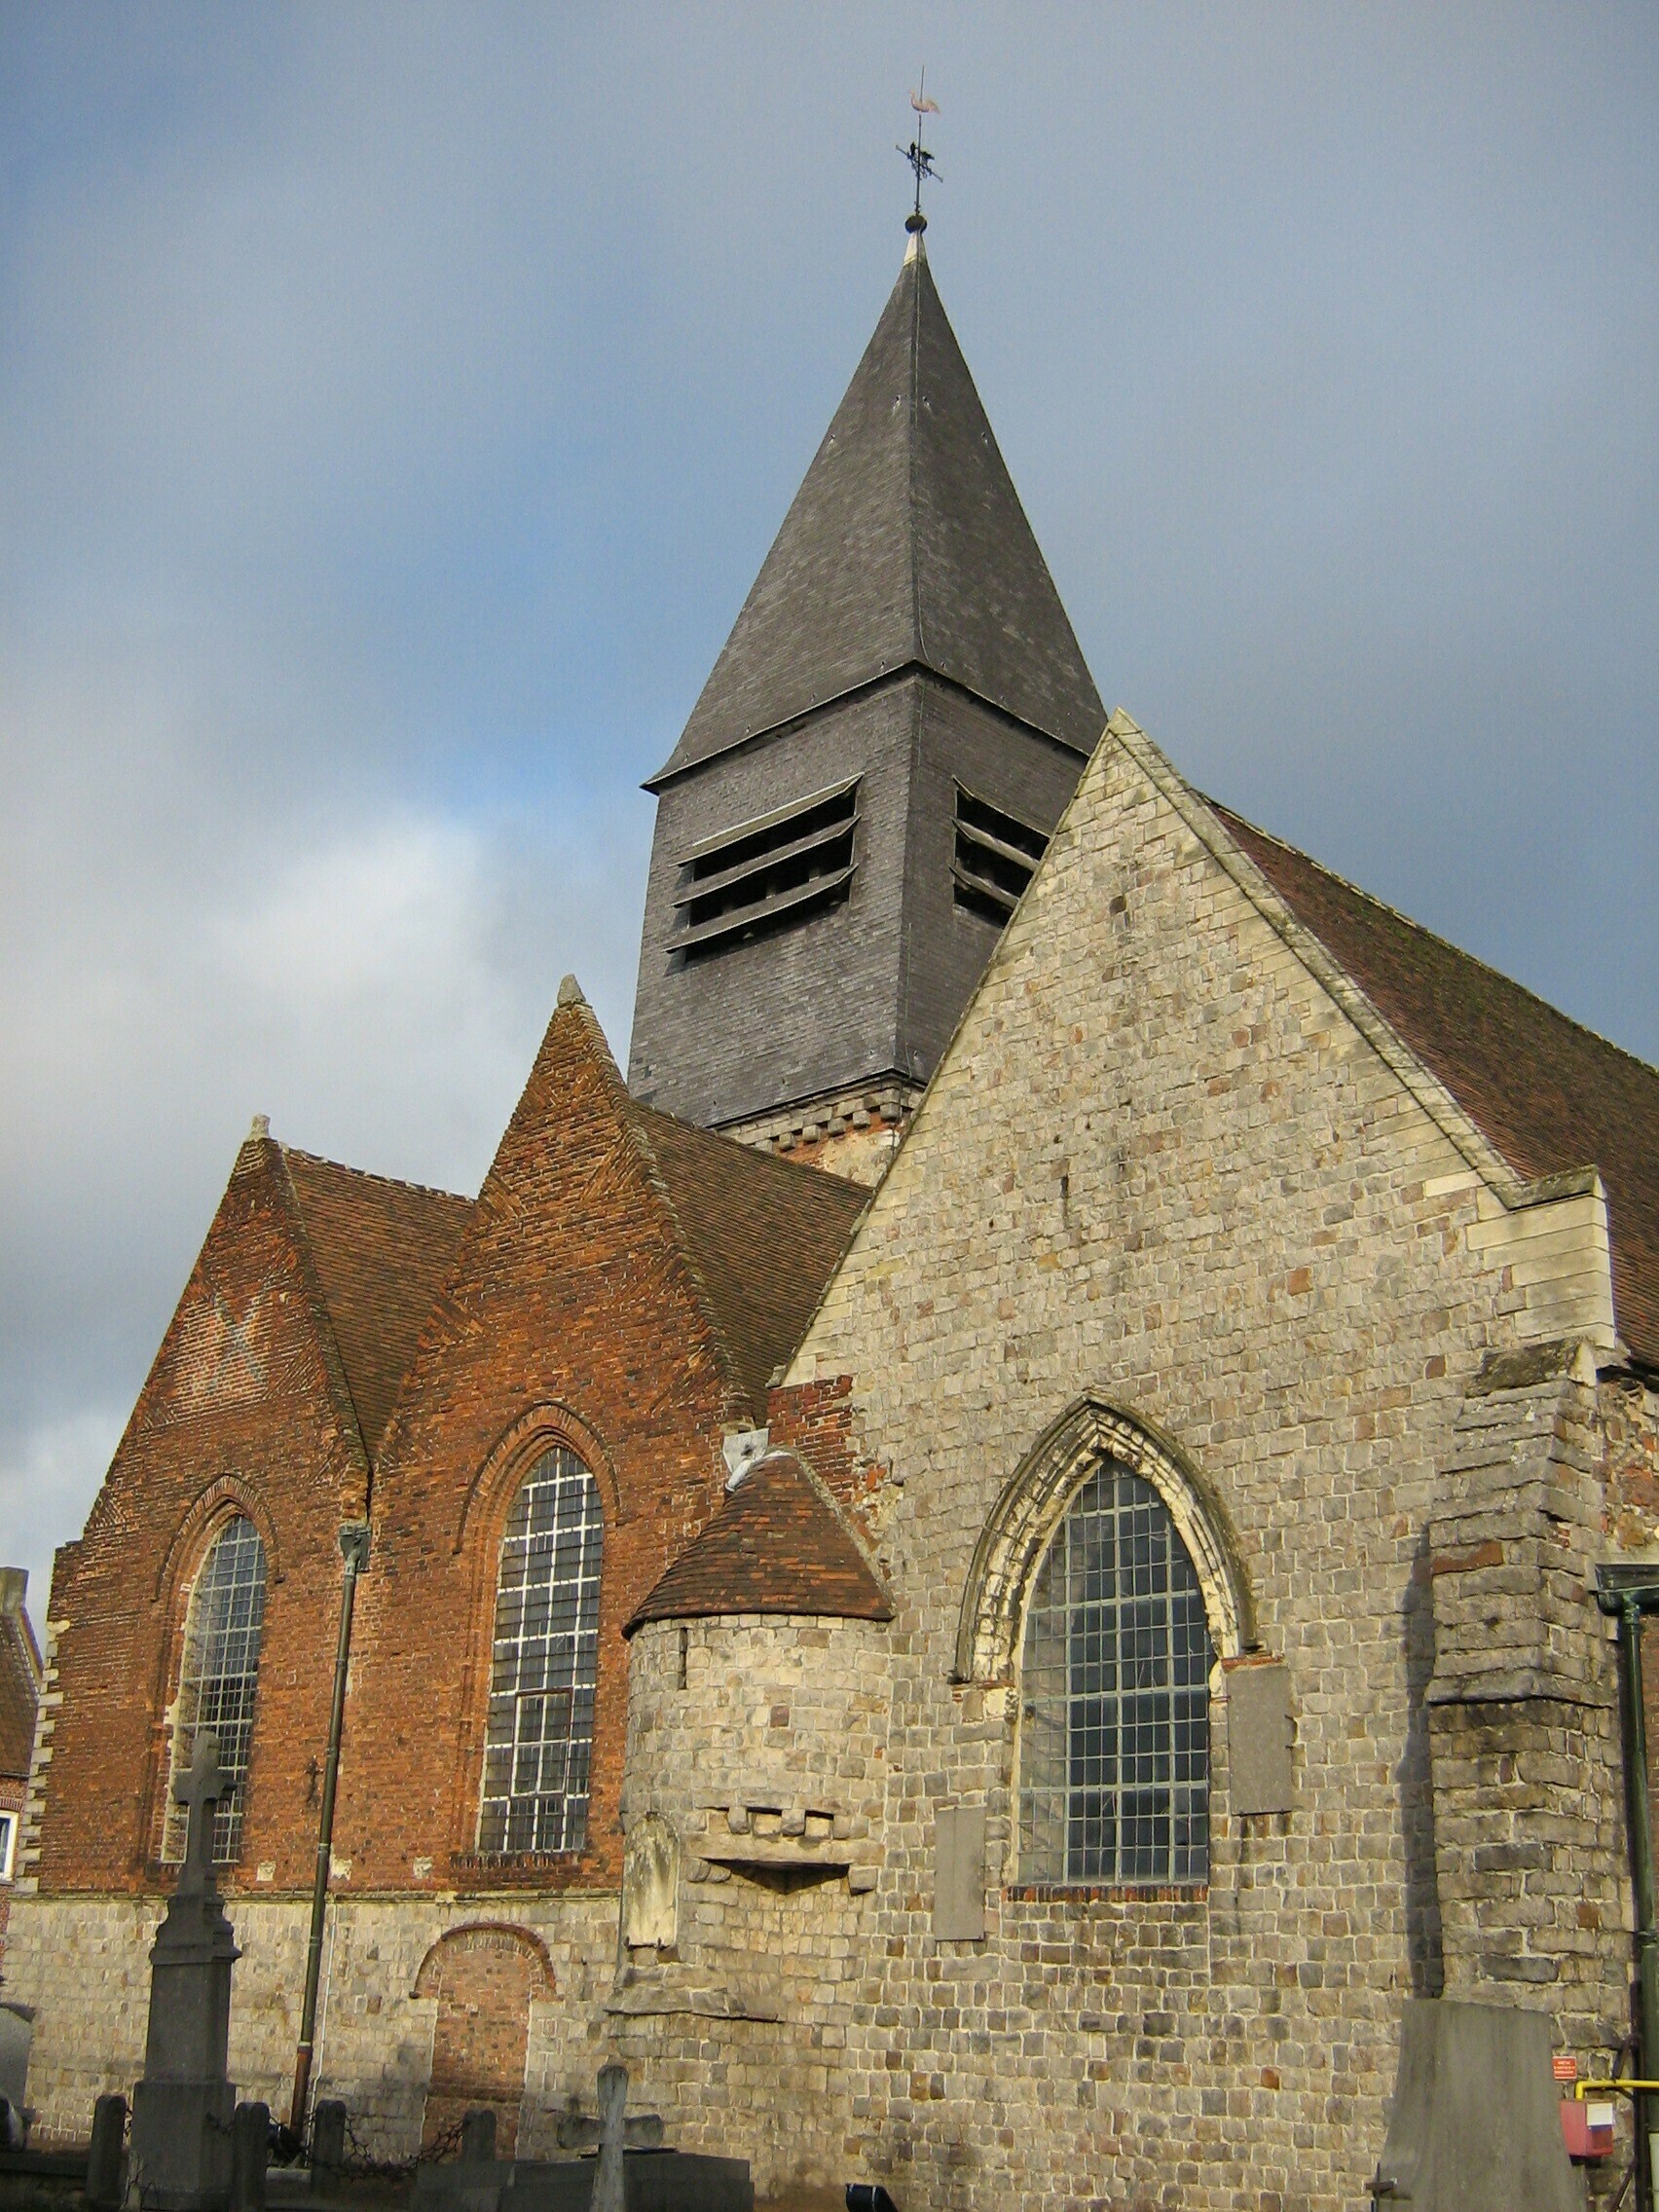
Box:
[17,1134,373,1901]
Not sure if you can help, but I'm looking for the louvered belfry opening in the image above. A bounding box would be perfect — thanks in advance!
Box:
[674,779,860,962]
[952,782,1049,925]
[627,234,1104,1135]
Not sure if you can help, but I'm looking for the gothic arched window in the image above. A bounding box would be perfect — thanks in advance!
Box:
[1018,1458,1212,1886]
[479,1445,604,1856]
[163,1514,268,1863]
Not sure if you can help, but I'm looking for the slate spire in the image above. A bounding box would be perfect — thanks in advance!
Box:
[629,238,1104,1152]
[648,237,1103,788]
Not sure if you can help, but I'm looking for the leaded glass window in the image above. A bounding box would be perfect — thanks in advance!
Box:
[478,1446,603,1855]
[1018,1459,1211,1885]
[163,1515,267,1863]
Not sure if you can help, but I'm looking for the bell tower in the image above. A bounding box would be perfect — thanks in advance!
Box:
[627,232,1104,1180]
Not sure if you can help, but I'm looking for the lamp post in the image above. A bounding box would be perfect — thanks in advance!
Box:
[288,1522,369,2137]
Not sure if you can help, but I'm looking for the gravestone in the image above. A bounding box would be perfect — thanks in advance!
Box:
[590,2067,626,2212]
[932,1807,986,1940]
[230,2104,268,2212]
[129,1733,240,2210]
[310,2099,347,2189]
[87,2092,128,2208]
[461,2112,498,2164]
[410,2062,752,2212]
[1369,1999,1578,2210]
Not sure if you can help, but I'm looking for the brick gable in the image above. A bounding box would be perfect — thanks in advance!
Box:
[31,1133,382,1894]
[336,987,862,1895]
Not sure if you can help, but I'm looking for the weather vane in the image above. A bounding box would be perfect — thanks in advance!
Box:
[899,72,940,235]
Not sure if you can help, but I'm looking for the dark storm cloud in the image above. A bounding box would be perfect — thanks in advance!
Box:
[3,3,1654,1609]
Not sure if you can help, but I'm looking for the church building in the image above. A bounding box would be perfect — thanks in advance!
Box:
[7,223,1659,2211]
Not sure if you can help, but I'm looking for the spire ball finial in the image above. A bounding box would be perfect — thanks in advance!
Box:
[905,210,927,236]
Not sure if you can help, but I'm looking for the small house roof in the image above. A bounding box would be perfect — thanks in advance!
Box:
[626,1448,892,1634]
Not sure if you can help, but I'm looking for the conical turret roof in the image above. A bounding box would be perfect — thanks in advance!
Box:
[648,238,1104,787]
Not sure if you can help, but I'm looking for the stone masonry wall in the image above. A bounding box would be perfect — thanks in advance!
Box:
[1425,1346,1631,2060]
[612,1615,890,2196]
[771,719,1628,2210]
[5,1890,615,2155]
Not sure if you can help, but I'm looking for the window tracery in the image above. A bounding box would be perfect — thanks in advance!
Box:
[163,1513,267,1863]
[1018,1458,1212,1886]
[478,1445,604,1855]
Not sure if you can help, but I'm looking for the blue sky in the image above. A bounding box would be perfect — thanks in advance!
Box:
[3,3,1655,1613]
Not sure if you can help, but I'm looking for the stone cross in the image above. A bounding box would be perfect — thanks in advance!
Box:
[131,1728,240,2208]
[592,2063,628,2212]
[174,1731,228,1896]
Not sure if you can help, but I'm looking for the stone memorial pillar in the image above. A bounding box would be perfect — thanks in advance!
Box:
[129,1733,240,2210]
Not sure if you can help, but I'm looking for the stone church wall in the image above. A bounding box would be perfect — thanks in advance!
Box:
[5,1890,615,2156]
[768,724,1631,2209]
[609,1614,891,2194]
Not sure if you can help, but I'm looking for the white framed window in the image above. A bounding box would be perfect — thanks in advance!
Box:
[478,1447,604,1855]
[1019,1458,1212,1886]
[163,1515,268,1863]
[0,1809,17,1882]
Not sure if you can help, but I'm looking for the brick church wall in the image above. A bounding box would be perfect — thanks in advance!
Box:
[21,1133,371,1900]
[332,1004,756,1899]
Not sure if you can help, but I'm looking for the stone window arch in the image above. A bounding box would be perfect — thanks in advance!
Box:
[955,1397,1253,1887]
[163,1513,268,1862]
[478,1444,604,1855]
[1018,1460,1214,1884]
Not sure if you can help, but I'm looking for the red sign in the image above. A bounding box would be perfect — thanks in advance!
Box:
[1553,2055,1578,2083]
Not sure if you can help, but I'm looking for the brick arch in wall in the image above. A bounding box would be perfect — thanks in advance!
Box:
[144,1475,284,1863]
[413,1924,557,2157]
[152,1472,284,1604]
[444,1407,616,1860]
[452,1402,626,1556]
[952,1391,1255,1685]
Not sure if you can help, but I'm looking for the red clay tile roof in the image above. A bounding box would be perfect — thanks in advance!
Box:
[281,1151,473,1462]
[626,1449,891,1633]
[1214,806,1659,1370]
[627,1106,868,1417]
[0,1590,42,1782]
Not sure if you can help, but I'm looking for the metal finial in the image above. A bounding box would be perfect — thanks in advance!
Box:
[898,72,940,235]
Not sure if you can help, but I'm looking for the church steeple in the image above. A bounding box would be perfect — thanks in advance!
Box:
[629,241,1104,1171]
[647,238,1102,789]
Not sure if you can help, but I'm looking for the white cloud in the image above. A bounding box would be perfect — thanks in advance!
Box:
[2,1,1653,1616]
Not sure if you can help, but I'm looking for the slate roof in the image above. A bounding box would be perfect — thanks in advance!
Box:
[0,1584,43,1783]
[649,238,1104,787]
[281,1151,473,1463]
[627,1103,868,1416]
[626,1449,892,1633]
[1215,805,1659,1370]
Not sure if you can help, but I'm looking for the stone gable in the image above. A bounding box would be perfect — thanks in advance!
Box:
[770,713,1628,2205]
